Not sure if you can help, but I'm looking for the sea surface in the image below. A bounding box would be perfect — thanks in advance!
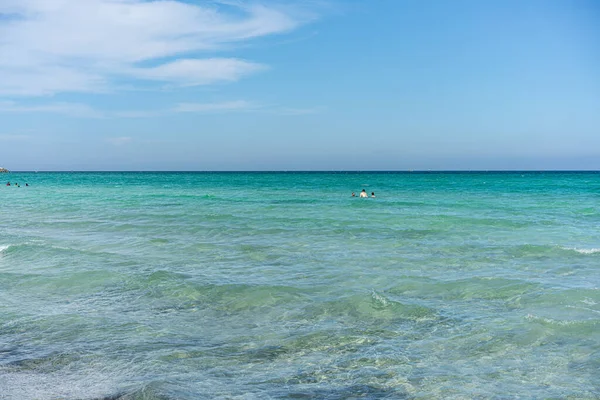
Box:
[1,171,599,399]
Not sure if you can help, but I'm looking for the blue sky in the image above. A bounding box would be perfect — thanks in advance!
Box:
[0,0,598,171]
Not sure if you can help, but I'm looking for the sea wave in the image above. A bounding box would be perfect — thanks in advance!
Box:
[387,276,539,301]
[525,313,600,328]
[562,247,600,255]
[0,367,152,400]
[506,244,600,257]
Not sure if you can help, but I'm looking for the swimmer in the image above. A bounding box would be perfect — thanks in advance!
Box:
[371,192,375,198]
[359,189,368,198]
[351,192,356,197]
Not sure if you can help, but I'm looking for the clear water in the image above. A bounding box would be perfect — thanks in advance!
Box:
[1,172,599,399]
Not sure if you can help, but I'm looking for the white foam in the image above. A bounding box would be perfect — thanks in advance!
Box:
[0,244,11,253]
[565,247,600,255]
[371,290,390,307]
[582,298,598,306]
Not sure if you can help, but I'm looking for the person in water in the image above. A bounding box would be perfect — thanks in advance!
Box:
[359,189,368,198]
[351,192,356,197]
[371,192,375,198]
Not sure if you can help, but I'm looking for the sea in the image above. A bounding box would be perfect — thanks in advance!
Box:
[1,171,599,399]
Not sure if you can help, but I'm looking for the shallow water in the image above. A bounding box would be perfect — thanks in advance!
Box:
[1,172,599,399]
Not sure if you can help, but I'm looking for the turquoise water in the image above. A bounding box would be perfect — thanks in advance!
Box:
[1,172,599,399]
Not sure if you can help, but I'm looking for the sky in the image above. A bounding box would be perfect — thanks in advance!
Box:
[0,0,598,171]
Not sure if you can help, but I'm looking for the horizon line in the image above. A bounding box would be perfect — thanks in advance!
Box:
[4,169,600,173]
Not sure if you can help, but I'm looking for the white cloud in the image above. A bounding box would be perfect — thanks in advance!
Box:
[0,0,309,96]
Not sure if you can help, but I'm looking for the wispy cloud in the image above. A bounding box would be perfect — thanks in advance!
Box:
[0,100,256,118]
[173,100,257,113]
[0,100,321,118]
[110,100,258,117]
[129,59,267,86]
[274,106,326,115]
[0,134,31,142]
[107,136,133,146]
[0,101,103,117]
[112,110,163,119]
[0,1,311,96]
